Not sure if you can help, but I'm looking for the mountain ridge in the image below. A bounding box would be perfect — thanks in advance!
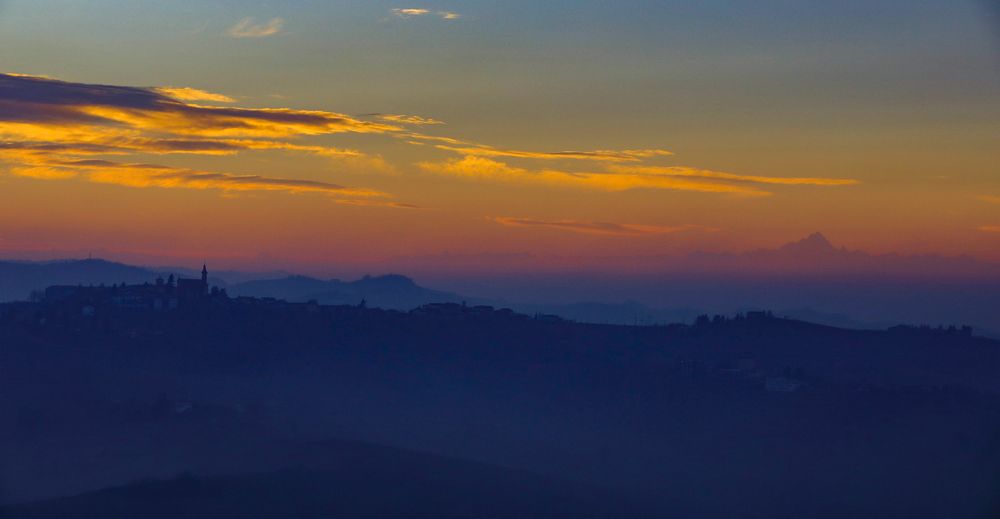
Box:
[3,233,998,331]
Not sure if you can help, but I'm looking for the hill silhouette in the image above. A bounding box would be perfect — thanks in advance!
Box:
[5,440,664,519]
[228,274,464,309]
[3,297,1000,517]
[0,259,165,302]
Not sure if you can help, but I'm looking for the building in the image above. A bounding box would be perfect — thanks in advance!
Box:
[176,264,209,299]
[43,264,219,314]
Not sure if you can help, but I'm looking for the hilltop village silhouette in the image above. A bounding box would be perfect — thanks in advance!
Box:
[42,265,220,312]
[0,265,975,345]
[2,265,563,327]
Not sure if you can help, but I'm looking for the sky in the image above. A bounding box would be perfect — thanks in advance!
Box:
[1,0,998,274]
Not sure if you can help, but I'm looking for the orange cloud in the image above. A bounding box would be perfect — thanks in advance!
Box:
[400,132,468,146]
[1,136,365,158]
[0,73,414,207]
[155,87,235,103]
[88,169,379,197]
[0,74,396,140]
[8,166,79,180]
[436,145,674,162]
[419,156,771,196]
[1,72,850,209]
[0,73,396,175]
[7,156,391,200]
[490,217,715,236]
[979,195,1000,204]
[979,225,1000,233]
[606,165,859,186]
[420,155,528,181]
[72,105,394,139]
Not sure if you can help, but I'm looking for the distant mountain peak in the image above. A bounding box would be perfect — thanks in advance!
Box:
[780,232,836,254]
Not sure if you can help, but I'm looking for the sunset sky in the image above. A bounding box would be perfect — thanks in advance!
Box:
[1,0,998,273]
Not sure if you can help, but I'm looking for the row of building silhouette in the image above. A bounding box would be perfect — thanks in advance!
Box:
[43,265,224,313]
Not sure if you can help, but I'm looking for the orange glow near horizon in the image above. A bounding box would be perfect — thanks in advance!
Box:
[1,0,999,277]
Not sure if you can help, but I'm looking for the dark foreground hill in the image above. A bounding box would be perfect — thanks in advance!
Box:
[5,440,662,519]
[2,302,1000,517]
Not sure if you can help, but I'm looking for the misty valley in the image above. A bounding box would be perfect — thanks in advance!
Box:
[1,273,998,518]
